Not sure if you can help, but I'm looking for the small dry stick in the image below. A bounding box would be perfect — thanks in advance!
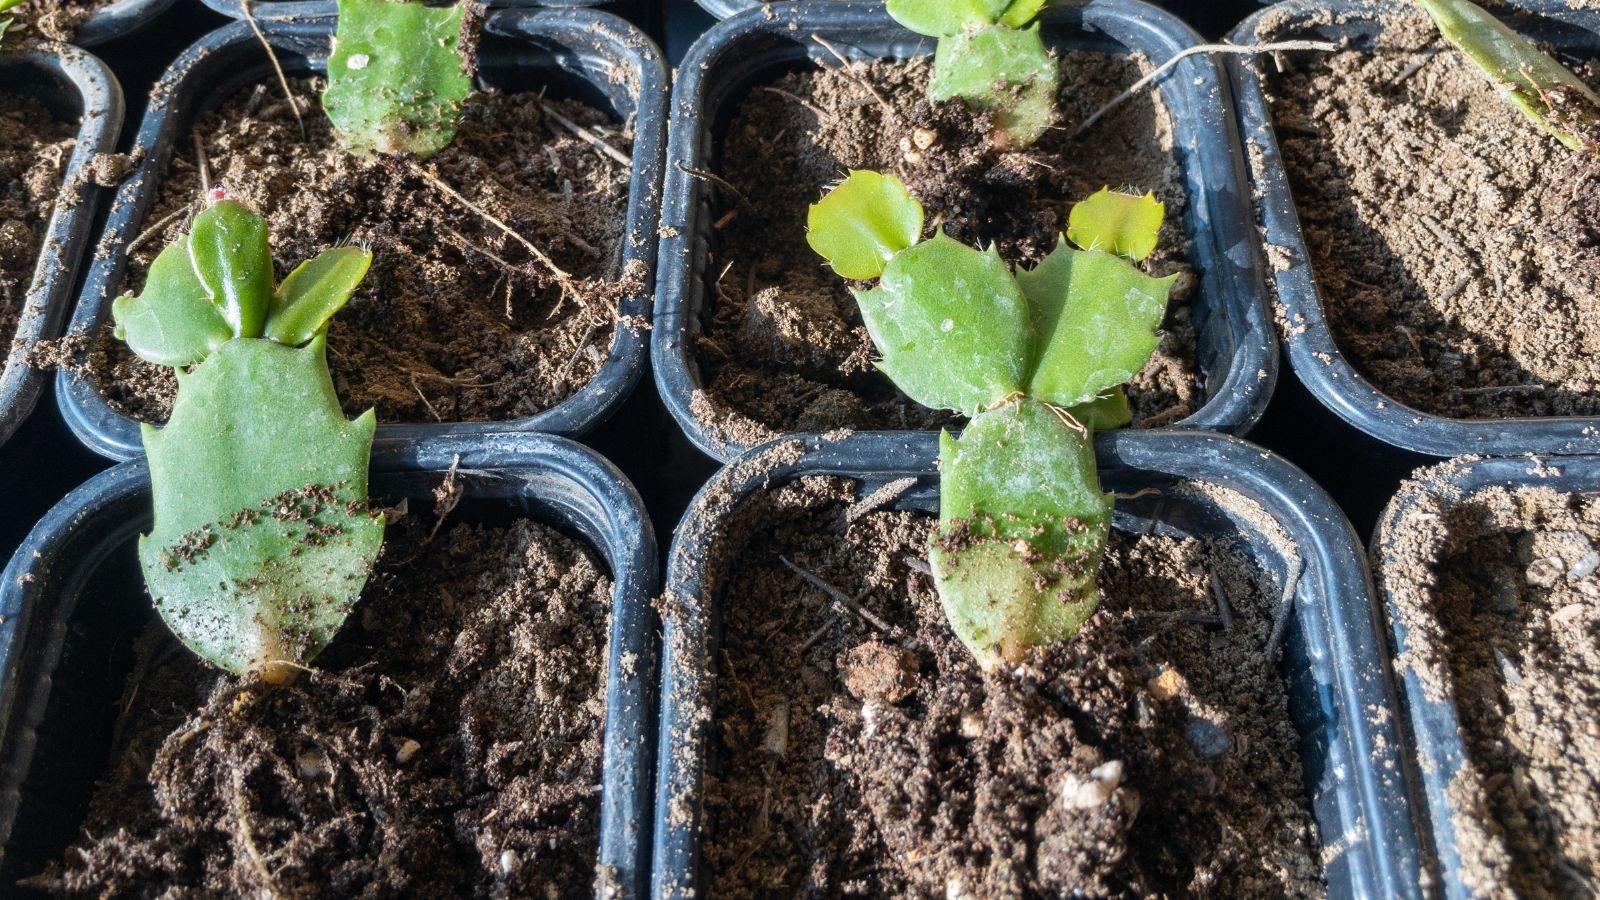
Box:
[780,556,895,635]
[798,612,844,654]
[537,100,632,167]
[760,85,828,120]
[1461,384,1545,396]
[675,161,757,213]
[425,454,463,544]
[404,161,578,295]
[1208,569,1234,631]
[193,134,213,196]
[811,34,895,114]
[128,204,197,255]
[241,0,306,140]
[847,476,919,525]
[1265,554,1306,662]
[1071,40,1341,139]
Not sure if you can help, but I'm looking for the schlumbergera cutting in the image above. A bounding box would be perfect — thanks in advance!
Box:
[114,191,383,685]
[1417,0,1600,155]
[886,0,1058,148]
[808,171,1173,669]
[322,0,481,158]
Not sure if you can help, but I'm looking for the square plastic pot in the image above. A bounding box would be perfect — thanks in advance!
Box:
[195,0,644,23]
[0,435,661,897]
[1231,0,1600,458]
[1372,454,1600,899]
[689,0,1259,39]
[38,0,177,47]
[0,44,121,449]
[56,9,668,461]
[653,429,1428,898]
[654,0,1278,464]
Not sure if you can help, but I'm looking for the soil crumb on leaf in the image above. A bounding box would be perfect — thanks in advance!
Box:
[0,95,74,358]
[1383,475,1600,896]
[90,77,637,426]
[697,478,1323,898]
[26,518,613,898]
[1265,12,1600,418]
[692,54,1201,450]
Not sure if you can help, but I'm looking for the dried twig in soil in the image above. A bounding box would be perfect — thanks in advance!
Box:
[1070,40,1341,139]
[1265,553,1306,662]
[537,100,631,167]
[780,555,896,636]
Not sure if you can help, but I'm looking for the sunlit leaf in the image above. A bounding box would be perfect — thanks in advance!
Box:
[930,24,1059,148]
[807,170,924,280]
[1066,188,1165,261]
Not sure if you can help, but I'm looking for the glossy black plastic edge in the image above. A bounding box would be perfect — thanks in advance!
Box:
[652,429,1427,898]
[0,44,122,448]
[653,0,1279,464]
[67,0,178,48]
[0,434,660,898]
[57,9,668,461]
[196,0,610,20]
[1230,0,1600,457]
[1371,454,1600,900]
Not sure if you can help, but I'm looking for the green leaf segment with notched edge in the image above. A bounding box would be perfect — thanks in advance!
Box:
[1416,0,1600,154]
[113,192,383,685]
[887,0,1059,148]
[322,0,478,159]
[808,171,1174,670]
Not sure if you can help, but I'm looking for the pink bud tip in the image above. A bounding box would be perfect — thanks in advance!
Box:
[206,186,231,204]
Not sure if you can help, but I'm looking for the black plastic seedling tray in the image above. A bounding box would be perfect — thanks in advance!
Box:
[1231,0,1600,458]
[53,0,176,47]
[56,9,668,461]
[1371,454,1600,900]
[690,0,1261,40]
[654,0,1279,464]
[196,0,645,22]
[0,435,661,898]
[0,45,121,450]
[653,429,1429,898]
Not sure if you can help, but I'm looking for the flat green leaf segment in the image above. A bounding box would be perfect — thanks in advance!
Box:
[113,201,370,364]
[885,0,1011,36]
[855,231,1030,416]
[116,198,382,681]
[140,337,382,679]
[809,172,1172,666]
[931,24,1059,148]
[1067,188,1165,261]
[323,0,476,159]
[1417,0,1600,153]
[929,398,1111,668]
[1020,237,1175,407]
[806,170,924,280]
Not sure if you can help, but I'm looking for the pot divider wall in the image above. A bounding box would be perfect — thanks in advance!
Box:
[0,435,660,898]
[0,44,121,449]
[39,0,176,48]
[57,9,667,462]
[653,429,1428,898]
[1231,0,1600,458]
[1372,454,1600,899]
[653,0,1278,464]
[690,0,1258,38]
[195,0,640,23]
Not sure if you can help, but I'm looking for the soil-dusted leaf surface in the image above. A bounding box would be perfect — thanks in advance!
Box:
[88,77,640,425]
[692,477,1323,897]
[0,94,74,355]
[25,516,613,897]
[1383,474,1600,897]
[690,53,1201,449]
[1261,10,1600,418]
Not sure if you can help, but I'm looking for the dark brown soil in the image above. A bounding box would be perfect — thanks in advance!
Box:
[1383,473,1600,897]
[1262,11,1600,418]
[690,54,1201,450]
[7,0,110,42]
[0,95,74,356]
[23,516,613,897]
[88,77,640,425]
[696,478,1323,897]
